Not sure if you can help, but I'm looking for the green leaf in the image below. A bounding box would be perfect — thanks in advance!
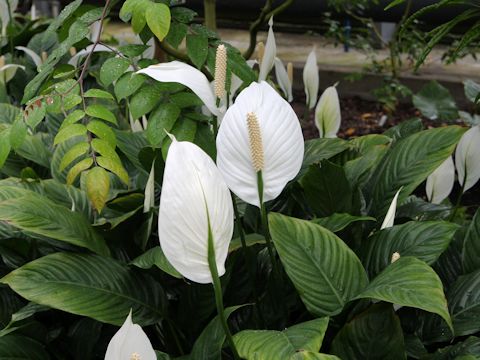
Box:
[1,252,164,326]
[233,318,329,360]
[91,138,121,161]
[270,213,368,317]
[97,156,129,185]
[311,213,376,233]
[87,120,117,148]
[427,337,480,359]
[355,256,452,331]
[383,117,423,142]
[0,194,109,256]
[67,157,94,185]
[166,22,188,48]
[464,79,480,103]
[114,72,146,101]
[369,126,465,219]
[161,118,197,159]
[0,129,11,169]
[228,233,265,253]
[100,57,131,87]
[60,109,85,129]
[0,335,49,359]
[190,306,244,360]
[413,81,458,121]
[331,303,406,360]
[146,2,171,41]
[118,44,149,57]
[363,221,459,277]
[25,103,46,129]
[463,208,480,274]
[9,116,27,150]
[131,246,181,278]
[300,161,353,217]
[186,33,208,68]
[300,138,349,177]
[146,103,181,146]
[84,88,115,100]
[54,123,87,145]
[59,141,90,171]
[130,84,165,119]
[85,167,110,213]
[85,104,117,125]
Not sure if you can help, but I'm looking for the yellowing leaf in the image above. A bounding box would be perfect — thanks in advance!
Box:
[86,167,110,213]
[146,3,171,41]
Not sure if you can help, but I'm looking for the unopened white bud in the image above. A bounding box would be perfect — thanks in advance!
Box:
[391,252,400,263]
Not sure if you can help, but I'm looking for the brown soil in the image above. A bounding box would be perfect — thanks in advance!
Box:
[294,96,464,140]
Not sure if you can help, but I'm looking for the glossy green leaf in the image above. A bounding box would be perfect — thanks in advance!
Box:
[355,256,452,331]
[427,337,480,359]
[9,116,27,150]
[97,156,129,185]
[25,103,46,129]
[85,104,117,125]
[146,103,181,146]
[413,81,458,121]
[59,142,90,171]
[0,194,109,255]
[270,213,368,317]
[233,318,329,360]
[300,138,349,177]
[0,335,49,359]
[131,246,181,278]
[85,167,110,213]
[369,126,465,219]
[363,221,458,277]
[67,157,93,185]
[0,129,11,169]
[130,84,165,119]
[87,120,117,148]
[83,88,114,100]
[100,57,131,86]
[60,109,85,129]
[190,306,244,360]
[186,33,208,69]
[311,213,376,233]
[114,72,146,101]
[53,123,87,145]
[331,304,406,360]
[463,208,480,274]
[1,252,164,326]
[146,2,171,41]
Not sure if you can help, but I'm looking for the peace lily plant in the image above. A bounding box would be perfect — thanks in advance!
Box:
[2,1,480,359]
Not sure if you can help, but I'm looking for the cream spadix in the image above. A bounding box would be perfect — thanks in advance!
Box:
[137,60,222,116]
[104,311,156,360]
[426,156,455,204]
[216,81,304,207]
[158,139,234,284]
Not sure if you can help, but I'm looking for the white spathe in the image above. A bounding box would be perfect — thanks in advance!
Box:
[303,48,319,110]
[0,63,24,83]
[315,86,341,138]
[381,188,402,229]
[158,139,234,284]
[274,57,293,102]
[15,46,43,68]
[258,17,276,82]
[455,125,480,192]
[0,0,18,36]
[104,311,156,360]
[216,81,304,208]
[137,61,222,116]
[426,156,455,204]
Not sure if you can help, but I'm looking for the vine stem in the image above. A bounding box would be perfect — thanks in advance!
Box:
[207,222,240,360]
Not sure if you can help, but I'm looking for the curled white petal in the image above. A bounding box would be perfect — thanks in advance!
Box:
[381,188,402,230]
[455,125,480,192]
[105,311,156,360]
[216,81,304,207]
[158,140,234,284]
[426,156,455,204]
[69,44,115,67]
[315,86,341,138]
[303,48,319,110]
[137,61,221,116]
[144,161,155,213]
[274,57,293,102]
[258,17,276,82]
[15,46,42,68]
[0,64,25,83]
